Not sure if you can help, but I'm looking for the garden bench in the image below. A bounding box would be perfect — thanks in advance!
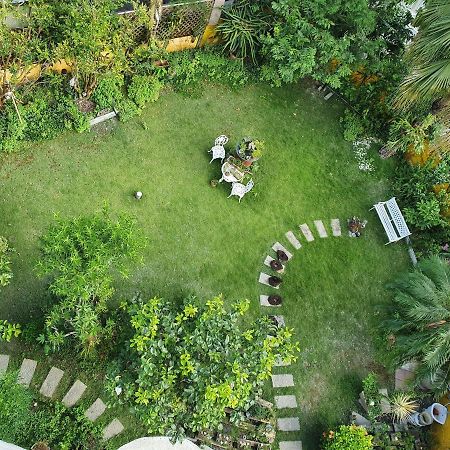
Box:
[371,197,411,244]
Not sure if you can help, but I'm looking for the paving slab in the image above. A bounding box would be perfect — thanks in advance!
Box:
[103,418,124,440]
[85,398,107,421]
[260,295,281,307]
[271,374,294,388]
[40,366,64,398]
[273,315,286,327]
[272,242,293,260]
[285,231,302,250]
[62,379,87,407]
[352,411,371,428]
[280,441,303,450]
[314,220,328,238]
[277,417,300,431]
[275,395,298,409]
[331,219,341,236]
[259,272,280,289]
[0,354,10,376]
[264,255,285,273]
[17,358,37,387]
[299,224,314,242]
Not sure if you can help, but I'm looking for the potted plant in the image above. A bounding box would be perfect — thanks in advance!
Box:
[236,137,264,166]
[276,249,288,262]
[268,276,282,287]
[270,259,283,273]
[268,295,282,306]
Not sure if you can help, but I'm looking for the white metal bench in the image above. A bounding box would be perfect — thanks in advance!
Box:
[371,197,411,244]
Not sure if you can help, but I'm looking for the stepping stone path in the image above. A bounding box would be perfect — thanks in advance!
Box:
[40,366,64,398]
[103,418,124,440]
[277,417,300,431]
[314,220,328,238]
[258,219,345,450]
[18,358,37,387]
[62,379,87,407]
[85,398,107,421]
[285,231,302,250]
[0,354,10,375]
[299,224,314,242]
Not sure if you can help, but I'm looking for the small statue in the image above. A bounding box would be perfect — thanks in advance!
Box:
[134,191,143,200]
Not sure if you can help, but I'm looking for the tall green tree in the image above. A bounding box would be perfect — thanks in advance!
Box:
[384,256,450,396]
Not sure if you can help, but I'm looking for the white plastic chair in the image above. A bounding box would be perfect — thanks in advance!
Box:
[209,145,225,163]
[228,179,254,202]
[215,135,229,146]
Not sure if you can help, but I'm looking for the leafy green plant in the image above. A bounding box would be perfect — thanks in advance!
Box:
[0,236,13,287]
[0,320,21,342]
[322,425,373,450]
[362,373,381,422]
[128,75,163,107]
[92,75,125,111]
[117,98,142,122]
[404,196,444,230]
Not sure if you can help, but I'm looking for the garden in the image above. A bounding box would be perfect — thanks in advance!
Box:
[0,1,449,450]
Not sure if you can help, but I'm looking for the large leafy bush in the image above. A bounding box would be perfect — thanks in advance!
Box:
[322,425,373,450]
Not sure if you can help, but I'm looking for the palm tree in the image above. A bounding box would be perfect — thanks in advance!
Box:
[395,0,450,111]
[384,256,450,396]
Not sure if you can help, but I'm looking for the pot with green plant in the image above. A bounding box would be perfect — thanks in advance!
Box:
[236,137,264,166]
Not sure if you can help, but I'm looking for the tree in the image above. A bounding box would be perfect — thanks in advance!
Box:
[383,256,450,396]
[395,0,450,111]
[36,208,144,355]
[114,294,299,441]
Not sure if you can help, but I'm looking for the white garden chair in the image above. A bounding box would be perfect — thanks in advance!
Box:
[215,135,229,146]
[209,145,226,163]
[228,179,254,202]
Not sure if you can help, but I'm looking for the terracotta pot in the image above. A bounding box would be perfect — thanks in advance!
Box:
[243,160,252,167]
[276,250,288,262]
[270,260,283,272]
[268,276,282,287]
[268,295,282,306]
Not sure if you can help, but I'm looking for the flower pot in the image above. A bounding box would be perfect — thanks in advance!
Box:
[425,403,448,425]
[268,276,282,287]
[210,179,218,188]
[268,295,282,305]
[276,250,288,262]
[408,411,433,427]
[270,260,283,272]
[242,160,252,167]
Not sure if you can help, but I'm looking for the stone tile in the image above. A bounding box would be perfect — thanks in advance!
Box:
[395,368,415,391]
[285,231,302,250]
[103,418,124,440]
[277,417,300,431]
[275,395,297,409]
[17,358,37,387]
[299,224,314,242]
[259,272,279,289]
[314,220,328,238]
[260,295,281,307]
[324,92,334,100]
[272,242,293,260]
[273,315,285,327]
[271,374,294,388]
[62,379,87,407]
[331,219,341,237]
[279,441,303,450]
[0,354,10,376]
[40,366,64,398]
[264,255,285,273]
[85,398,107,421]
[352,411,371,428]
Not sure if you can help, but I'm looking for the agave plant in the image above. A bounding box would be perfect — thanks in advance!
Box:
[389,392,419,423]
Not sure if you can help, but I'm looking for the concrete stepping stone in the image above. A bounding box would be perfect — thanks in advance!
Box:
[103,418,124,440]
[273,315,286,327]
[314,220,328,238]
[260,295,281,307]
[264,255,285,273]
[272,242,293,260]
[85,398,107,421]
[379,388,391,414]
[62,379,87,407]
[277,417,300,431]
[17,358,37,387]
[271,374,294,388]
[285,231,302,250]
[275,356,291,367]
[259,272,279,289]
[275,395,297,409]
[40,366,64,398]
[0,354,10,376]
[299,224,314,242]
[280,441,303,450]
[331,218,341,236]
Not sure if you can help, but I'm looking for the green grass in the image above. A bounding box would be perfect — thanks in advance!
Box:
[0,81,409,449]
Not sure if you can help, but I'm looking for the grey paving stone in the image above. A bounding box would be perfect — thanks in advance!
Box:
[299,224,314,242]
[272,242,293,260]
[85,398,107,421]
[0,354,10,376]
[271,374,294,388]
[40,366,64,398]
[102,418,124,440]
[277,417,300,431]
[260,295,281,307]
[259,272,279,289]
[314,220,328,238]
[62,379,87,407]
[273,315,285,327]
[264,255,285,273]
[331,218,341,236]
[285,231,302,250]
[324,92,334,100]
[352,412,371,428]
[279,441,303,450]
[17,358,37,387]
[275,395,297,409]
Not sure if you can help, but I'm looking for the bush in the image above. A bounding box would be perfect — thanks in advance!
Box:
[0,103,26,153]
[0,236,13,287]
[322,425,373,450]
[92,75,125,111]
[117,98,141,122]
[128,75,163,107]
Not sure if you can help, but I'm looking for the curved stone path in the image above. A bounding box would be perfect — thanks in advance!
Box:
[258,218,344,450]
[0,355,124,441]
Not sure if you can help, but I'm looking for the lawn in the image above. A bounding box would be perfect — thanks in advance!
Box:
[0,81,409,449]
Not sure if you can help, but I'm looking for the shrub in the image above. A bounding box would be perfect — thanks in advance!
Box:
[322,425,373,450]
[128,75,163,107]
[0,236,13,287]
[362,373,381,422]
[117,98,142,122]
[0,103,26,153]
[92,75,125,111]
